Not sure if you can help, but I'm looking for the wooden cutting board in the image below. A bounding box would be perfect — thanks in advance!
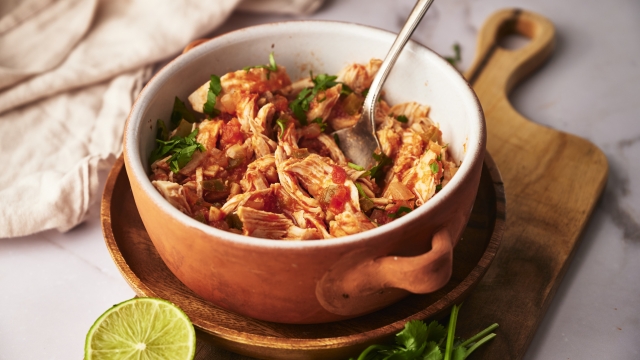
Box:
[454,8,608,359]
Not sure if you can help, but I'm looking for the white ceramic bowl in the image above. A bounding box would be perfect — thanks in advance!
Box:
[123,21,485,323]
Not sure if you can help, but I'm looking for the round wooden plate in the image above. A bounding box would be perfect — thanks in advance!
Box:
[100,153,504,360]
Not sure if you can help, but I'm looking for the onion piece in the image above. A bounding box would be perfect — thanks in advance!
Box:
[386,180,415,200]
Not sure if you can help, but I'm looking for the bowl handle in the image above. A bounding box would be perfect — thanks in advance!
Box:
[316,211,466,316]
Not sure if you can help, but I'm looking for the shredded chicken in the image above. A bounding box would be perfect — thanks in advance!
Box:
[150,56,459,240]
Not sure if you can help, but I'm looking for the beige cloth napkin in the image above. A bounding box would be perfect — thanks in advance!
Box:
[0,0,323,238]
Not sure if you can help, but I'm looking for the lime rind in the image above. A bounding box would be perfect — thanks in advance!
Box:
[85,297,196,360]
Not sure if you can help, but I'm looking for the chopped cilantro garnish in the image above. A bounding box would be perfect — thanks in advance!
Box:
[333,133,340,146]
[203,75,222,116]
[170,97,195,126]
[350,304,498,360]
[361,88,369,97]
[289,87,312,124]
[348,162,365,171]
[445,43,462,67]
[341,84,353,96]
[275,118,287,139]
[396,114,409,123]
[388,206,412,219]
[289,72,349,122]
[243,52,278,79]
[430,162,439,174]
[436,184,443,192]
[156,119,169,141]
[149,128,205,173]
[368,152,392,181]
[311,117,327,131]
[226,213,243,230]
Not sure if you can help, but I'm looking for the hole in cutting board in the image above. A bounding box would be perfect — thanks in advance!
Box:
[498,33,531,50]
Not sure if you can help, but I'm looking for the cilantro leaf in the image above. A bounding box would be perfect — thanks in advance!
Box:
[289,72,349,123]
[243,52,278,79]
[388,206,412,219]
[311,117,327,131]
[422,341,443,360]
[149,128,205,173]
[341,84,353,96]
[350,304,498,360]
[333,133,340,147]
[444,43,462,67]
[170,97,196,126]
[362,88,370,97]
[156,119,169,141]
[396,114,409,123]
[289,87,312,124]
[396,320,428,351]
[430,162,439,174]
[275,118,287,139]
[368,152,392,181]
[426,321,447,344]
[203,75,221,116]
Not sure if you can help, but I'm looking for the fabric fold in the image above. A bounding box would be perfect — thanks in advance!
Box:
[0,0,324,239]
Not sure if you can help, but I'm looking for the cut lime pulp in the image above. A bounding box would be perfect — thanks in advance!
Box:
[85,297,195,360]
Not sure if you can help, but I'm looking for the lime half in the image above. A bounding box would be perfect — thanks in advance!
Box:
[85,297,196,360]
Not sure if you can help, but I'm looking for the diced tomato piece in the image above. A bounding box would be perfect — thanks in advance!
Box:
[370,209,391,226]
[220,118,243,150]
[328,185,349,213]
[331,165,347,185]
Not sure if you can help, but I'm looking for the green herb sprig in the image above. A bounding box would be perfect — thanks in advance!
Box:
[396,114,409,123]
[367,152,392,182]
[149,128,205,173]
[243,52,278,79]
[311,117,327,131]
[445,43,462,67]
[388,206,412,219]
[351,304,498,360]
[203,75,222,116]
[170,97,196,126]
[275,118,287,139]
[289,72,349,124]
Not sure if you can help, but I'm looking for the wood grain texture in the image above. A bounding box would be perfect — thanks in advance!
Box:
[454,9,608,360]
[100,154,504,360]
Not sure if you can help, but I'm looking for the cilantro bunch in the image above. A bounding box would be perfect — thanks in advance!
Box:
[351,304,498,360]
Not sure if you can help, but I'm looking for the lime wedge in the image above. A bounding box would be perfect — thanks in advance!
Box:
[85,297,196,360]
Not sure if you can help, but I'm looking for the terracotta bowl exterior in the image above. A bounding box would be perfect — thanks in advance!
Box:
[123,21,486,324]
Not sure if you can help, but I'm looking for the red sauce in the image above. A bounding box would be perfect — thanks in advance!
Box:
[299,138,331,158]
[271,95,290,113]
[327,185,349,213]
[220,118,243,150]
[331,165,347,185]
[262,193,281,213]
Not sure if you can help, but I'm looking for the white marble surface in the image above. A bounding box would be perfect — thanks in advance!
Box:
[1,0,639,359]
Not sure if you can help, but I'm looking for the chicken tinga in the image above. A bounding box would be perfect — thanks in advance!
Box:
[149,54,459,240]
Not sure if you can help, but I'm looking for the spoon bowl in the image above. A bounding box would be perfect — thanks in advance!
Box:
[333,0,435,167]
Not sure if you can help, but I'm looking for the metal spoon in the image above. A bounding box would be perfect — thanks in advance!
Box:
[333,0,434,168]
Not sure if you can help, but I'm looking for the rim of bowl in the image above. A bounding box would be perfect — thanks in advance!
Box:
[124,20,486,250]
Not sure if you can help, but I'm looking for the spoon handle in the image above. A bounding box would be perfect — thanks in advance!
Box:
[361,0,435,136]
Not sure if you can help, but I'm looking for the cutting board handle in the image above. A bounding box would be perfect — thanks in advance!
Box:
[465,9,555,98]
